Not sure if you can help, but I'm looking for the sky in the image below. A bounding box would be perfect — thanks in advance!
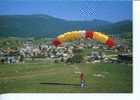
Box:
[0,0,132,22]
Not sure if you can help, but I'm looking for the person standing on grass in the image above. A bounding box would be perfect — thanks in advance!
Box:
[80,72,85,88]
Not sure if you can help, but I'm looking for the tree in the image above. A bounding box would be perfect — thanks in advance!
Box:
[71,48,84,63]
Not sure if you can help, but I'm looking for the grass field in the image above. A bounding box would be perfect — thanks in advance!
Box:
[0,62,132,93]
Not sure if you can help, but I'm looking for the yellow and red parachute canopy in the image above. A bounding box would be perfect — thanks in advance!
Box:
[52,30,114,47]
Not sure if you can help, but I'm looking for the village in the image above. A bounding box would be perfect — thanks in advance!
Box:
[0,37,132,65]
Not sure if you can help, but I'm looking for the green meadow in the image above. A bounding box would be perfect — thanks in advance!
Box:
[0,63,132,93]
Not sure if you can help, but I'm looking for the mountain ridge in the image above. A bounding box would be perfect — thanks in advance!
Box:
[0,15,132,37]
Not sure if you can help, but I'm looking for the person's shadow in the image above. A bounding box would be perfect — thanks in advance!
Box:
[40,82,80,86]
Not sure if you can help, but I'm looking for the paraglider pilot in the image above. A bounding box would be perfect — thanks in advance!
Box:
[80,72,85,88]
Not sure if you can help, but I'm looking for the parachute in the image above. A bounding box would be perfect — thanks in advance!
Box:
[52,30,114,47]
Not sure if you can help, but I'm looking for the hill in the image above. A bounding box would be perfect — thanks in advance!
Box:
[0,15,132,37]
